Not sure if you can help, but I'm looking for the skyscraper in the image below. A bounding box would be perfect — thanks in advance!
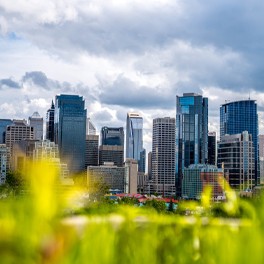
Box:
[99,126,124,167]
[86,118,96,135]
[85,135,99,167]
[152,117,176,196]
[126,113,144,172]
[29,112,43,140]
[46,100,55,142]
[259,135,264,184]
[220,100,259,184]
[0,119,13,144]
[176,93,208,197]
[218,131,255,190]
[54,94,87,174]
[208,132,217,166]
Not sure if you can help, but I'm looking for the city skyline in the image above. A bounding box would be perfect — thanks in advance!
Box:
[1,1,264,156]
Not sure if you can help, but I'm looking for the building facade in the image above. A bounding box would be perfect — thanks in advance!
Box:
[0,119,13,144]
[259,135,264,184]
[54,94,87,174]
[85,135,99,168]
[46,100,55,142]
[99,145,124,167]
[126,113,145,172]
[101,126,124,146]
[86,117,96,135]
[220,100,259,184]
[208,132,217,166]
[176,93,208,197]
[29,112,43,140]
[182,164,225,199]
[152,117,176,197]
[218,131,255,190]
[0,144,7,185]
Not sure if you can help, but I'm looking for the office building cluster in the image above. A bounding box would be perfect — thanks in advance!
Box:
[0,93,262,198]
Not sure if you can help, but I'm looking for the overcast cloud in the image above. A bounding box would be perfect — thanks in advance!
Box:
[0,0,264,153]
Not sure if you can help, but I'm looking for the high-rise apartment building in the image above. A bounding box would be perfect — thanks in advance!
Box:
[46,100,55,142]
[126,113,144,172]
[54,94,87,174]
[85,135,99,168]
[220,100,259,184]
[148,151,152,179]
[176,93,208,197]
[29,112,43,140]
[0,119,13,144]
[259,135,264,183]
[152,117,176,197]
[218,131,255,190]
[208,132,217,165]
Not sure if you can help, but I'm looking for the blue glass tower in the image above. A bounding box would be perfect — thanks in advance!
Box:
[176,93,208,197]
[220,100,259,184]
[55,95,86,174]
[126,113,145,172]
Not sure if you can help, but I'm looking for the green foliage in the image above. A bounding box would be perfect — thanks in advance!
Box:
[145,199,167,213]
[2,161,264,263]
[118,197,139,206]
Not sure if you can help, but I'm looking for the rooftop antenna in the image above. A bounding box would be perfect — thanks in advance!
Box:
[248,91,251,100]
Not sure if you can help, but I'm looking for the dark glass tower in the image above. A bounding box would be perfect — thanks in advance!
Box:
[99,126,124,167]
[46,100,55,142]
[176,93,208,197]
[54,95,86,174]
[220,100,259,184]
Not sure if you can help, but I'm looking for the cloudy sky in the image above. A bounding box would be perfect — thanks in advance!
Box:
[1,0,264,153]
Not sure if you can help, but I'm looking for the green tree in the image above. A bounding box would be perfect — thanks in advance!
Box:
[145,199,167,213]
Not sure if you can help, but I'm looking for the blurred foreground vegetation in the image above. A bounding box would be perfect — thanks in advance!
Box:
[0,162,264,263]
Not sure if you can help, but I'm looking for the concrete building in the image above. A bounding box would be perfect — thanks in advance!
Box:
[0,144,7,185]
[85,135,99,168]
[176,93,208,196]
[54,94,87,174]
[86,118,96,135]
[126,113,145,172]
[29,112,43,140]
[5,120,34,170]
[46,100,55,142]
[148,151,152,179]
[87,160,138,194]
[182,164,225,199]
[152,117,176,197]
[208,132,217,165]
[220,100,259,184]
[218,131,255,190]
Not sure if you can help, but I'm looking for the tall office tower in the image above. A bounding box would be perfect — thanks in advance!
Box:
[29,112,43,140]
[85,135,99,167]
[126,113,144,171]
[258,135,264,183]
[220,100,259,184]
[46,100,55,142]
[5,120,34,169]
[218,131,255,190]
[86,118,96,135]
[0,144,7,185]
[101,126,124,146]
[148,151,152,179]
[152,117,176,197]
[0,119,13,144]
[99,126,124,167]
[54,94,87,174]
[139,149,146,173]
[208,132,217,165]
[176,93,208,197]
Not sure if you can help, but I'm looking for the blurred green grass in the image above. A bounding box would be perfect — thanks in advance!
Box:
[0,161,263,264]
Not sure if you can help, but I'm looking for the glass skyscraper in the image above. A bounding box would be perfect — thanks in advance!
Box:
[101,127,124,146]
[176,93,208,197]
[54,94,87,174]
[46,100,55,142]
[220,99,259,184]
[126,113,145,172]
